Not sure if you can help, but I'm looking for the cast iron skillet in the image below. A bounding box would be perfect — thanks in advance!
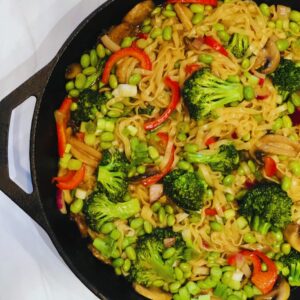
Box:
[0,0,299,299]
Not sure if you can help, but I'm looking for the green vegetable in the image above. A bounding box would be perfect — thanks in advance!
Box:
[290,10,300,23]
[239,182,292,234]
[276,39,289,52]
[163,169,207,211]
[70,198,83,214]
[97,149,129,202]
[259,3,270,17]
[151,28,162,39]
[190,4,204,14]
[75,73,87,89]
[80,54,90,68]
[96,44,106,58]
[244,85,255,100]
[227,33,249,58]
[182,68,244,120]
[163,26,173,41]
[280,248,300,286]
[162,10,176,17]
[199,54,213,64]
[128,73,142,85]
[192,13,204,25]
[129,228,187,288]
[185,144,240,175]
[83,193,140,232]
[217,30,230,42]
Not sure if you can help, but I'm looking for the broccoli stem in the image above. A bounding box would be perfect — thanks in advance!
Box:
[252,216,271,235]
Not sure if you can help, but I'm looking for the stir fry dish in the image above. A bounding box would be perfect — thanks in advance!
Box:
[53,0,300,299]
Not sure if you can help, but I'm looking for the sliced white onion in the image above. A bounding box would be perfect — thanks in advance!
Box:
[232,269,244,282]
[149,184,163,203]
[100,34,121,52]
[112,84,137,97]
[75,188,87,200]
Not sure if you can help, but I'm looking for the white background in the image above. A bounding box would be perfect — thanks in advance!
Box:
[0,0,107,299]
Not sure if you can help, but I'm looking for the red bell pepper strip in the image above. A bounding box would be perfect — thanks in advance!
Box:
[205,208,217,216]
[144,77,180,131]
[185,64,201,76]
[76,132,85,142]
[263,157,277,177]
[167,0,217,6]
[227,250,278,295]
[52,170,76,183]
[205,136,217,146]
[258,77,265,87]
[101,47,152,84]
[203,36,228,57]
[58,97,72,115]
[56,165,86,190]
[140,145,175,186]
[256,94,269,100]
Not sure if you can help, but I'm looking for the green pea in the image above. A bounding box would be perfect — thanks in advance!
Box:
[151,201,161,212]
[163,26,173,41]
[276,19,283,30]
[190,4,204,14]
[177,133,187,142]
[158,207,166,223]
[242,58,250,69]
[163,247,176,259]
[237,216,248,229]
[65,81,74,91]
[243,232,256,244]
[292,93,300,106]
[121,37,133,48]
[96,44,106,58]
[80,54,90,68]
[101,222,115,234]
[170,282,182,293]
[227,75,240,83]
[69,89,80,98]
[290,22,300,33]
[272,118,283,131]
[122,259,131,272]
[110,229,121,240]
[70,198,83,214]
[83,66,97,76]
[75,73,86,90]
[142,25,152,33]
[101,132,114,142]
[162,10,176,18]
[276,39,289,52]
[259,3,270,17]
[287,101,295,114]
[199,53,213,64]
[281,176,292,191]
[184,143,198,153]
[281,243,291,255]
[213,23,225,31]
[192,13,204,25]
[90,49,98,67]
[112,258,124,268]
[167,214,176,226]
[101,142,112,150]
[125,246,136,260]
[244,86,255,100]
[107,110,122,118]
[150,28,162,39]
[223,174,235,186]
[217,30,230,42]
[130,218,144,229]
[186,281,200,296]
[210,221,223,232]
[128,73,141,85]
[290,10,300,23]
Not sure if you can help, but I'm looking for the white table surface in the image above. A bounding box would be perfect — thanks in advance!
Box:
[0,1,108,299]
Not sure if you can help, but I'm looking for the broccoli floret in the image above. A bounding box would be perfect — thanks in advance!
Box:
[280,248,300,286]
[83,192,140,232]
[271,58,300,100]
[163,169,207,211]
[129,228,187,287]
[182,68,244,120]
[71,89,109,125]
[227,33,249,58]
[185,144,240,175]
[239,182,292,234]
[97,149,129,202]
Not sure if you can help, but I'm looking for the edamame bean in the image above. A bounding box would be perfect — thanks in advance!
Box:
[130,217,144,229]
[150,28,162,39]
[227,75,240,83]
[226,193,235,202]
[199,53,213,64]
[151,201,161,212]
[70,102,78,111]
[75,73,87,89]
[111,248,121,259]
[177,133,187,142]
[259,3,270,17]
[101,142,112,150]
[163,26,173,41]
[276,19,283,29]
[281,176,291,191]
[65,81,74,91]
[192,13,204,25]
[109,74,118,89]
[242,58,250,69]
[83,66,97,76]
[178,161,193,171]
[170,282,182,294]
[143,220,153,234]
[244,85,255,100]
[110,229,121,240]
[69,89,80,97]
[180,262,191,273]
[210,221,223,232]
[90,49,98,67]
[217,30,230,42]
[151,7,161,15]
[125,246,136,260]
[114,267,122,275]
[276,39,289,52]
[96,44,106,58]
[167,214,176,226]
[80,54,90,68]
[137,165,146,174]
[190,4,204,14]
[121,37,133,48]
[272,118,283,131]
[292,93,300,106]
[158,207,166,223]
[112,258,124,268]
[290,10,300,23]
[224,209,235,219]
[153,280,165,288]
[186,281,200,296]
[123,259,131,272]
[165,205,174,214]
[175,267,184,280]
[184,143,198,153]
[178,287,190,300]
[237,216,248,229]
[287,101,295,114]
[70,198,83,214]
[223,175,235,186]
[162,10,176,18]
[148,146,159,160]
[243,232,256,244]
[282,266,290,276]
[282,115,292,128]
[107,110,122,118]
[101,222,115,234]
[128,73,142,85]
[268,21,276,28]
[210,266,222,280]
[273,230,283,242]
[142,25,152,33]
[101,132,114,142]
[290,22,300,33]
[289,161,300,176]
[213,23,225,31]
[281,243,291,255]
[163,247,176,259]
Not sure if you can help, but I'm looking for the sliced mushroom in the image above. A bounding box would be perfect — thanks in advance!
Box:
[174,3,193,31]
[252,36,280,74]
[134,284,172,300]
[254,278,290,300]
[123,1,154,26]
[284,223,300,252]
[184,37,202,51]
[107,22,133,46]
[65,63,82,80]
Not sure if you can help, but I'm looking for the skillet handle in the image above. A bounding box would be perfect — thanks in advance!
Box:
[0,60,55,229]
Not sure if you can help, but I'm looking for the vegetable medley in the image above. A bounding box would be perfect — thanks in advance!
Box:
[53,0,300,299]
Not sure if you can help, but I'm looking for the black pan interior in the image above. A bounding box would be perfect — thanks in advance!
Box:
[33,0,300,299]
